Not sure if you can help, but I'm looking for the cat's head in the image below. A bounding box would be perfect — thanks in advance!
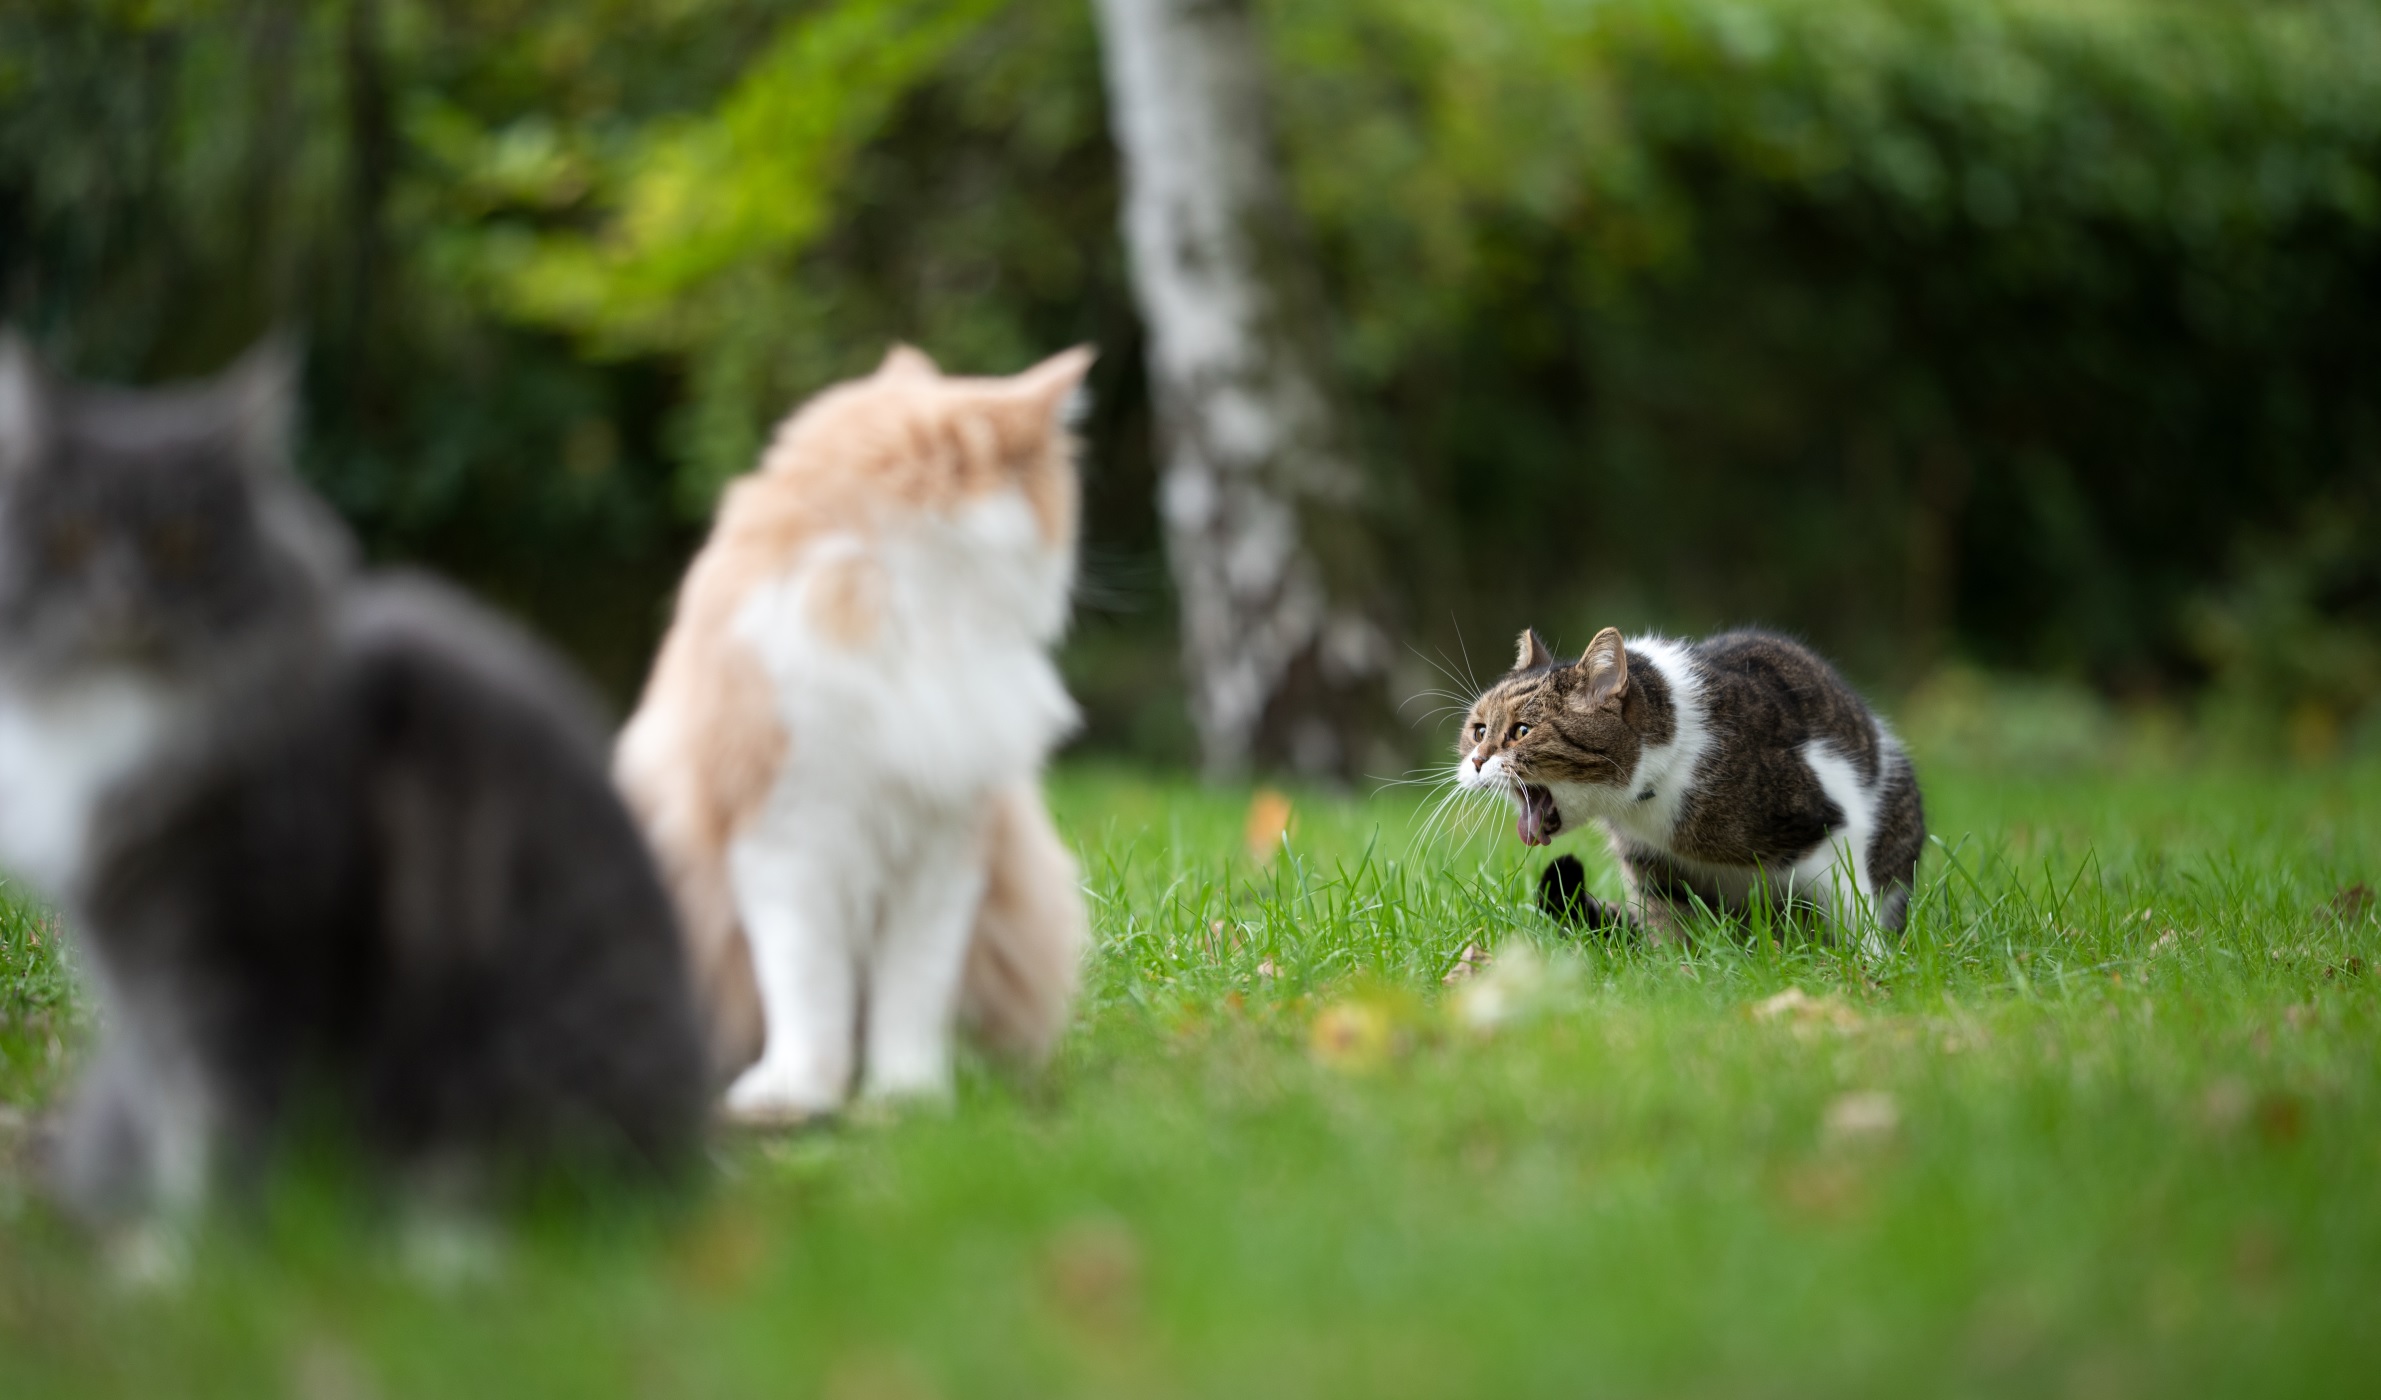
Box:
[764,343,1092,555]
[0,334,350,682]
[1455,627,1647,845]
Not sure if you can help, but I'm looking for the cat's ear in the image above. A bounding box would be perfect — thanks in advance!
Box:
[1006,344,1096,424]
[878,343,940,380]
[0,330,50,476]
[972,345,1096,453]
[217,332,302,473]
[1514,628,1555,672]
[1575,627,1629,708]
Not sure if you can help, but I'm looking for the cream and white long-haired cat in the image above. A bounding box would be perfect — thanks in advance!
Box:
[615,345,1094,1121]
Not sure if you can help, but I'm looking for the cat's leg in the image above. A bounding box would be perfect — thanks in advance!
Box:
[1784,834,1886,956]
[1611,837,1697,946]
[1866,748,1927,934]
[722,838,857,1123]
[1537,855,1630,934]
[861,816,992,1102]
[45,1027,213,1224]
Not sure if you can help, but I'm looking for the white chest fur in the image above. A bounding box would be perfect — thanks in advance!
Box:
[1543,637,1714,849]
[735,489,1079,806]
[0,673,178,900]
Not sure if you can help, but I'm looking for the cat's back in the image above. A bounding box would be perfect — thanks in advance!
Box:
[336,571,612,773]
[1687,630,1886,777]
[329,573,707,1172]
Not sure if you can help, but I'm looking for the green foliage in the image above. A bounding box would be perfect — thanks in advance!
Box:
[2,757,2377,1393]
[4,0,2378,744]
[1264,0,2381,706]
[462,0,1004,341]
[424,0,1121,510]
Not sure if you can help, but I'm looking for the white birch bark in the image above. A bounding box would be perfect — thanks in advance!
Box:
[1093,0,1387,778]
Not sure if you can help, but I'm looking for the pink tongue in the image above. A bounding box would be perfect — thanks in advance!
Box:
[1517,787,1559,846]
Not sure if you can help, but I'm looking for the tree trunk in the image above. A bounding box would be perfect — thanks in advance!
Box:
[1093,0,1389,780]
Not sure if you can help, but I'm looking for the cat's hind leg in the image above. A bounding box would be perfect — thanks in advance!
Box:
[1866,747,1926,934]
[1790,746,1893,955]
[1611,840,1705,947]
[1784,834,1888,956]
[861,814,991,1103]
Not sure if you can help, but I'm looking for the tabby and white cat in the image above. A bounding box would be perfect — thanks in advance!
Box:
[1457,627,1925,941]
[0,335,706,1220]
[615,345,1093,1123]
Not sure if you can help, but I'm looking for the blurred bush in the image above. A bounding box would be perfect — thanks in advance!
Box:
[4,0,2378,757]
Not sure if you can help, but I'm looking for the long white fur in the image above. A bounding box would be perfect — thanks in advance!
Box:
[0,674,178,899]
[722,490,1078,1116]
[0,673,216,1204]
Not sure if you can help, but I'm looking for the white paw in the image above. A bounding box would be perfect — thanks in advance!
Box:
[721,1062,846,1128]
[859,1059,954,1106]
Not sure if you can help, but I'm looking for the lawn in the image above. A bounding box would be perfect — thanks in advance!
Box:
[0,752,2375,1398]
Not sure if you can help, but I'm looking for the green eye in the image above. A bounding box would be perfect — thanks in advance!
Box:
[1514,723,1532,738]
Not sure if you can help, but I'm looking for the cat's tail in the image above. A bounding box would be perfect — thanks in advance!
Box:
[960,782,1089,1063]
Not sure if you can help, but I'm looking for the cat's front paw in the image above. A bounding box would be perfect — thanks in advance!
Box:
[720,1063,845,1129]
[1537,856,1628,935]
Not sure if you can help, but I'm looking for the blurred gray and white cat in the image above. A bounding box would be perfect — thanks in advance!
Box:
[0,335,706,1221]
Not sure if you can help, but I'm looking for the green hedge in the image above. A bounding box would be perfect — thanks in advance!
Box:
[4,0,2377,750]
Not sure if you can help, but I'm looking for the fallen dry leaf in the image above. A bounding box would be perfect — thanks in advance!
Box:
[2325,882,2375,924]
[673,1203,771,1298]
[1243,788,1294,865]
[1773,1159,1867,1222]
[2198,1076,2253,1134]
[288,1336,378,1400]
[1450,942,1570,1033]
[1822,1090,1900,1146]
[1042,1217,1142,1333]
[1255,958,1278,980]
[1751,987,1863,1038]
[1310,1000,1397,1069]
[2254,1091,2306,1145]
[2230,1226,2286,1291]
[1442,943,1492,985]
[824,1351,943,1400]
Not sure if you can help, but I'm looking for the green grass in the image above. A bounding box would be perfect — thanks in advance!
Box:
[1,754,2376,1397]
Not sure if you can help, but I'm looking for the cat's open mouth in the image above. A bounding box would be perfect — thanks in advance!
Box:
[1516,784,1561,846]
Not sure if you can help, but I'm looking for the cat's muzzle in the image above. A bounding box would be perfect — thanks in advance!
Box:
[1516,784,1561,846]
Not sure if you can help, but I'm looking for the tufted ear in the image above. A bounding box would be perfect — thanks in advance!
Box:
[0,330,51,477]
[1514,627,1555,672]
[1006,344,1094,416]
[216,332,302,474]
[877,343,941,380]
[1575,627,1629,708]
[978,344,1095,447]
